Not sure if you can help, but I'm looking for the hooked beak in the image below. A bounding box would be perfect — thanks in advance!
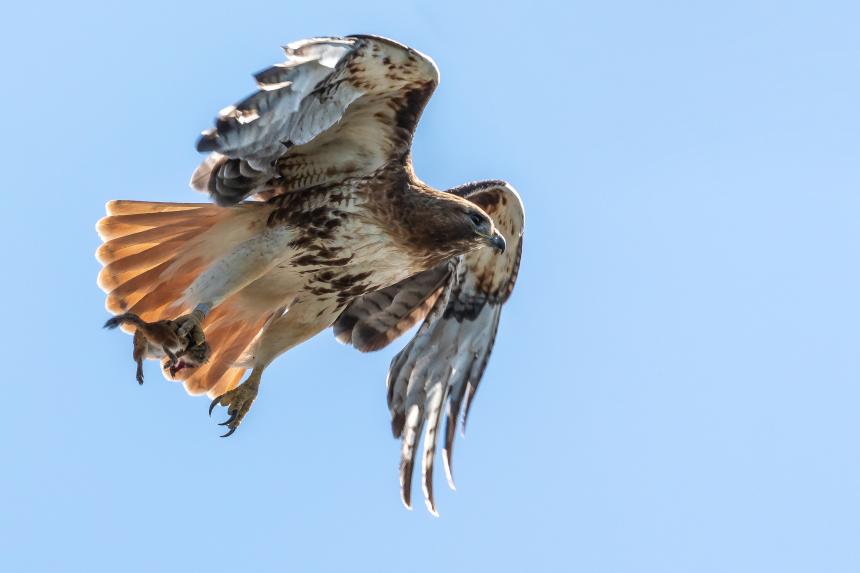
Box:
[486,230,506,253]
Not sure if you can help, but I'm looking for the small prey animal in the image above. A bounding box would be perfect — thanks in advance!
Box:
[103,312,210,384]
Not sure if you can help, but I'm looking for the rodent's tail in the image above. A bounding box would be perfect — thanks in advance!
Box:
[103,312,146,330]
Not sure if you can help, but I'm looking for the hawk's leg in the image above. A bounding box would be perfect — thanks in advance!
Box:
[207,298,344,437]
[175,305,209,345]
[209,368,262,438]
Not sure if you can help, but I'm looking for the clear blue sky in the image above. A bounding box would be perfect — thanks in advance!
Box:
[2,0,859,571]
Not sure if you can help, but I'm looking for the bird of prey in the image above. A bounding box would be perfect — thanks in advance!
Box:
[96,35,524,514]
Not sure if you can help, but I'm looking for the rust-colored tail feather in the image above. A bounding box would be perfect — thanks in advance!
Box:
[97,200,266,397]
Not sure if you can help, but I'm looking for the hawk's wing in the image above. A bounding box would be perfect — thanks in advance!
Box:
[335,181,525,514]
[333,260,456,353]
[190,35,439,205]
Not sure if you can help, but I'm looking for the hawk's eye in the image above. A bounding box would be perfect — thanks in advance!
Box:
[469,212,484,228]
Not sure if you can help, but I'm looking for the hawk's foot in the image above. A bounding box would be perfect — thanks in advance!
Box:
[209,371,261,438]
[175,308,206,346]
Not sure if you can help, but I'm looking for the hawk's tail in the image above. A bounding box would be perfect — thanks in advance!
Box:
[96,200,272,397]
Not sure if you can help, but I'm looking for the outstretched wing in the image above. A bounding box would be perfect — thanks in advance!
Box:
[359,181,524,514]
[190,35,439,205]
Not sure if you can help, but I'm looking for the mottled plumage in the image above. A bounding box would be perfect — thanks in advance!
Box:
[96,35,524,514]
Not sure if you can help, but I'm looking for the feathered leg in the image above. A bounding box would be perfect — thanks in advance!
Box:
[169,225,298,362]
[209,298,343,437]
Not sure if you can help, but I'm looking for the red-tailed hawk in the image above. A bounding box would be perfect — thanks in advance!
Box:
[96,35,524,514]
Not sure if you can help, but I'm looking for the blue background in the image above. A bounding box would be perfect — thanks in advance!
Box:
[3,1,860,571]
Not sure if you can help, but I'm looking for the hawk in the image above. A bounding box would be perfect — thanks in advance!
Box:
[96,35,524,514]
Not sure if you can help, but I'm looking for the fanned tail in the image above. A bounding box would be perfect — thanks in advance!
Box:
[96,200,272,397]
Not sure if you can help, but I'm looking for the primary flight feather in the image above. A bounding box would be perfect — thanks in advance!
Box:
[96,35,525,514]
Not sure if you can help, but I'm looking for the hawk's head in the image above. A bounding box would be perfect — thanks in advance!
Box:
[449,202,506,254]
[409,191,506,264]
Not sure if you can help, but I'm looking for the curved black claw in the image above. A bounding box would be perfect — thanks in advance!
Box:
[206,380,258,439]
[208,396,239,437]
[218,409,238,427]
